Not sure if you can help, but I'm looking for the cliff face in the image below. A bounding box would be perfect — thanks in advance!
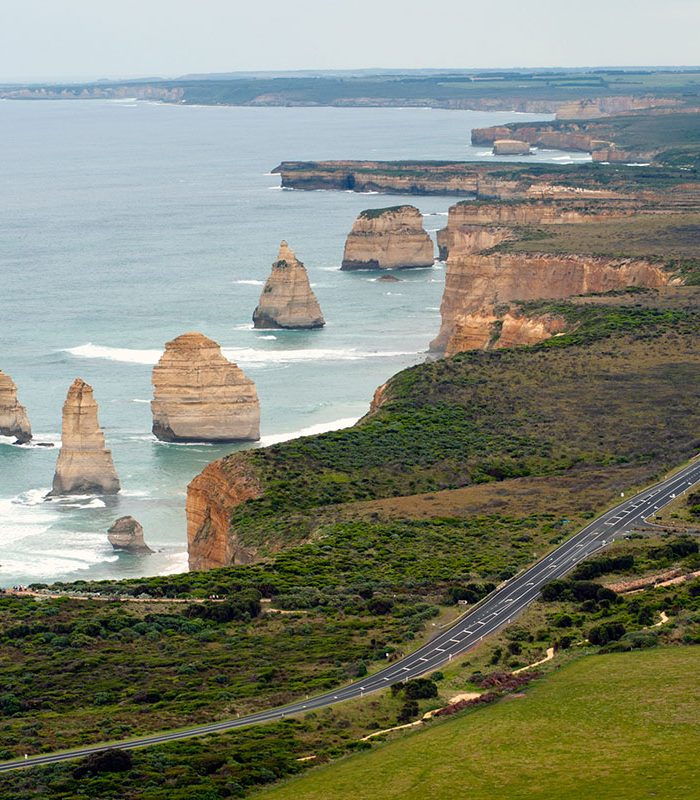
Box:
[432,253,676,352]
[253,241,325,329]
[473,124,606,152]
[435,201,613,261]
[555,95,683,120]
[341,206,434,270]
[152,332,260,443]
[186,457,263,570]
[444,202,604,228]
[0,371,32,444]
[273,161,634,202]
[50,379,120,496]
[592,146,656,163]
[436,224,514,262]
[445,307,569,356]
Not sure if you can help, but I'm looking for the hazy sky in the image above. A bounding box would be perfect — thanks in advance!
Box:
[1,0,698,82]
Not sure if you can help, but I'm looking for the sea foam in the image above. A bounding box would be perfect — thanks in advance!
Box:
[258,417,358,447]
[65,343,417,367]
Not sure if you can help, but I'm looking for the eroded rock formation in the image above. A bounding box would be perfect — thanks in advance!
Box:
[555,95,683,120]
[445,306,569,356]
[473,124,607,153]
[493,139,531,156]
[434,200,611,261]
[107,516,153,554]
[151,332,260,443]
[49,379,120,496]
[187,456,263,570]
[341,206,434,270]
[0,371,32,444]
[273,161,635,202]
[253,241,325,329]
[432,253,676,353]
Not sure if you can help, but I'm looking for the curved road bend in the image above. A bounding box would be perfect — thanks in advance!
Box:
[3,457,700,772]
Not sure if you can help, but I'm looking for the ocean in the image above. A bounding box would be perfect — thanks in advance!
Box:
[0,99,590,587]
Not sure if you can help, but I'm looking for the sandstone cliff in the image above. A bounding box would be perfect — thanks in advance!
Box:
[151,332,260,443]
[431,253,676,353]
[591,146,656,164]
[107,516,153,554]
[273,161,634,202]
[445,306,569,356]
[253,241,325,329]
[0,371,32,444]
[436,224,514,263]
[473,124,606,153]
[49,379,120,496]
[555,95,683,120]
[187,456,262,570]
[435,200,617,261]
[341,205,434,270]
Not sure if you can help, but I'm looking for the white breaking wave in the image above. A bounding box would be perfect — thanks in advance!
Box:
[233,279,265,286]
[66,343,162,365]
[153,440,214,447]
[0,491,58,547]
[258,417,358,447]
[73,498,106,509]
[0,434,59,449]
[132,398,150,404]
[65,343,417,367]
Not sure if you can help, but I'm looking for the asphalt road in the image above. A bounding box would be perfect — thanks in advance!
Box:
[2,457,699,773]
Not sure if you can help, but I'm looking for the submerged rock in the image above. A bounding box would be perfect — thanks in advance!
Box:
[107,516,153,554]
[253,241,325,329]
[341,205,435,270]
[49,379,120,496]
[0,370,32,444]
[151,332,260,443]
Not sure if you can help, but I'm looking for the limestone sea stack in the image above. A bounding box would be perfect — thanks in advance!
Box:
[252,241,325,329]
[0,371,32,444]
[493,139,532,156]
[151,332,260,443]
[341,205,435,270]
[49,379,120,496]
[107,516,153,554]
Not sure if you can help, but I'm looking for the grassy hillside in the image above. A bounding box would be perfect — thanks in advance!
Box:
[210,302,700,555]
[260,647,700,800]
[1,546,698,798]
[2,298,700,796]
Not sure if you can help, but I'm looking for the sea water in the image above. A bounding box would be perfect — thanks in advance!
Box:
[0,100,590,586]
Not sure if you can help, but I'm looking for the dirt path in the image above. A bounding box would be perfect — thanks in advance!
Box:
[513,647,555,675]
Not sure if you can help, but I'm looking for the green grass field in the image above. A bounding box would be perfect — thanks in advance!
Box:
[259,647,700,800]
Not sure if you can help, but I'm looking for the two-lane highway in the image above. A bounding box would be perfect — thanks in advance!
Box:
[2,456,699,772]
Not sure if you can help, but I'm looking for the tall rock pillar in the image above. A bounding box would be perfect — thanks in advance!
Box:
[49,379,120,496]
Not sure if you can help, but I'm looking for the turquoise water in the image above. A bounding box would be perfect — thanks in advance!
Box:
[0,100,590,587]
